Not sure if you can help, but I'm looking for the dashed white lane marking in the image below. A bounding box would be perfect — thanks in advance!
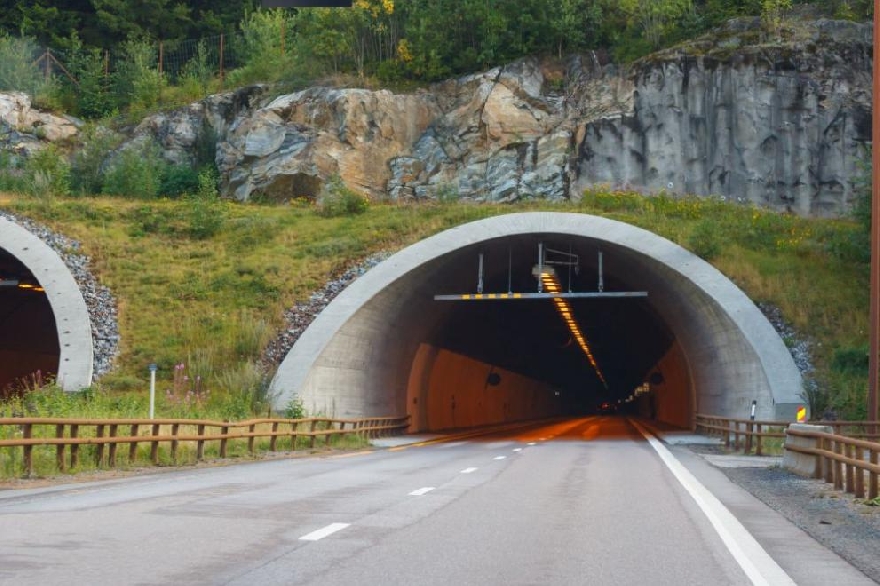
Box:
[527,442,536,446]
[494,456,507,460]
[513,448,523,452]
[299,523,350,541]
[409,487,436,496]
[630,420,796,586]
[460,467,478,474]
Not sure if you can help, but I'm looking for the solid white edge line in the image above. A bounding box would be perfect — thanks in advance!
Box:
[460,467,478,474]
[409,487,436,496]
[494,456,507,460]
[513,448,523,452]
[299,522,350,541]
[630,420,796,586]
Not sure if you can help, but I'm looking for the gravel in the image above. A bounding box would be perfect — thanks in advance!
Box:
[0,211,119,378]
[692,445,880,583]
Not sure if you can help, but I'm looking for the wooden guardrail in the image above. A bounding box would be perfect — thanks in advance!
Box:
[784,428,880,500]
[0,415,410,477]
[695,414,880,456]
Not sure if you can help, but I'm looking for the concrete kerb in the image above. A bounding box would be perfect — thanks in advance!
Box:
[0,218,93,391]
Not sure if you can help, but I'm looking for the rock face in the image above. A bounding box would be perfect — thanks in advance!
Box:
[131,18,872,216]
[0,92,80,155]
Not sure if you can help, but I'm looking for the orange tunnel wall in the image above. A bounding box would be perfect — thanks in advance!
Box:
[637,341,693,429]
[406,344,564,432]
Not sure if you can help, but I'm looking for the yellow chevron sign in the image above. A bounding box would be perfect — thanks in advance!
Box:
[796,406,807,423]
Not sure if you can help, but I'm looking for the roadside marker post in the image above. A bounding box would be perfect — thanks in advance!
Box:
[148,364,158,420]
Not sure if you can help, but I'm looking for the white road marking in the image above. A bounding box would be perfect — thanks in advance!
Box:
[409,487,436,496]
[494,456,507,460]
[460,467,478,474]
[630,420,796,586]
[299,523,350,541]
[527,442,536,446]
[513,448,523,452]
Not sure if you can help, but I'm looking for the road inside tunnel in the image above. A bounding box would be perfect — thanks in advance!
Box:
[0,246,59,396]
[271,213,804,429]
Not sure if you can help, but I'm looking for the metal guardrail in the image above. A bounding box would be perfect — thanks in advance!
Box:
[0,415,410,477]
[695,414,880,455]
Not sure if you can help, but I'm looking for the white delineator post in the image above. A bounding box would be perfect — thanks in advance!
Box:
[148,364,158,419]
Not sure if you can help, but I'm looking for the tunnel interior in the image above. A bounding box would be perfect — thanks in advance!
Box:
[403,234,690,430]
[0,247,59,396]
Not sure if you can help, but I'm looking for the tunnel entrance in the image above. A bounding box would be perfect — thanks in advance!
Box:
[0,218,94,392]
[270,213,804,430]
[0,247,59,396]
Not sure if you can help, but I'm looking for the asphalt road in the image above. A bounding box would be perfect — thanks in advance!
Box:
[0,417,874,585]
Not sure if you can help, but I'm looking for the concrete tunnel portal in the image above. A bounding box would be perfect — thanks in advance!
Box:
[271,213,804,431]
[0,218,93,394]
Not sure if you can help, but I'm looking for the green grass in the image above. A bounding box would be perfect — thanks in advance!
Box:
[0,188,871,421]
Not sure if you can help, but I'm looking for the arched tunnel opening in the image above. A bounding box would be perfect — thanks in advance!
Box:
[0,246,59,397]
[409,234,687,430]
[272,213,803,431]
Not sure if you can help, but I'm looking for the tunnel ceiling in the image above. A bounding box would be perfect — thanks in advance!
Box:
[271,212,805,422]
[426,235,673,397]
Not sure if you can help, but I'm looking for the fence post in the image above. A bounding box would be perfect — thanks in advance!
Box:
[725,419,731,449]
[755,423,763,456]
[129,424,139,463]
[219,34,225,84]
[150,423,160,465]
[833,440,843,490]
[95,424,105,467]
[845,443,855,494]
[309,419,318,449]
[220,423,229,458]
[269,422,279,451]
[745,421,753,453]
[22,423,33,477]
[171,423,179,462]
[248,424,256,455]
[197,424,206,461]
[824,436,834,483]
[855,443,865,498]
[70,424,80,469]
[55,424,65,472]
[870,447,878,499]
[108,424,118,467]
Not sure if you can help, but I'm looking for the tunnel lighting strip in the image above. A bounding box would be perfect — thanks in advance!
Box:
[433,292,647,301]
[539,271,608,388]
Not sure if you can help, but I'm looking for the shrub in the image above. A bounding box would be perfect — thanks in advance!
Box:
[23,145,71,198]
[0,34,50,97]
[316,175,368,217]
[70,125,121,195]
[184,168,226,238]
[214,361,276,419]
[113,36,165,118]
[102,140,165,198]
[284,395,306,419]
[159,164,200,198]
[687,219,722,260]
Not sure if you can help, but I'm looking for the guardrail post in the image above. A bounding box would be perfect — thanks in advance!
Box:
[22,423,32,477]
[197,424,206,461]
[833,440,843,490]
[269,422,279,451]
[95,424,105,467]
[845,443,855,494]
[870,447,878,499]
[724,419,731,449]
[823,436,833,483]
[309,419,318,449]
[755,423,763,456]
[70,424,79,469]
[129,424,139,463]
[855,443,865,498]
[150,423,160,465]
[220,424,229,458]
[745,421,753,453]
[248,424,256,455]
[171,423,180,462]
[108,424,118,467]
[55,424,65,472]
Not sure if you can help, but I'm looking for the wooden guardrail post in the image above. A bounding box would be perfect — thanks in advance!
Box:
[269,422,279,451]
[248,424,256,455]
[744,421,753,453]
[845,443,855,494]
[309,419,318,449]
[171,423,180,462]
[22,423,32,477]
[197,424,206,461]
[55,424,65,471]
[823,436,833,483]
[870,447,879,499]
[755,423,763,456]
[95,424,105,467]
[108,424,118,467]
[150,423,160,465]
[70,424,79,468]
[855,443,865,498]
[129,424,139,463]
[220,424,229,458]
[833,440,843,490]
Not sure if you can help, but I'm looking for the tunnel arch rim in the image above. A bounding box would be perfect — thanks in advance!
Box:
[270,212,803,418]
[0,218,93,391]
